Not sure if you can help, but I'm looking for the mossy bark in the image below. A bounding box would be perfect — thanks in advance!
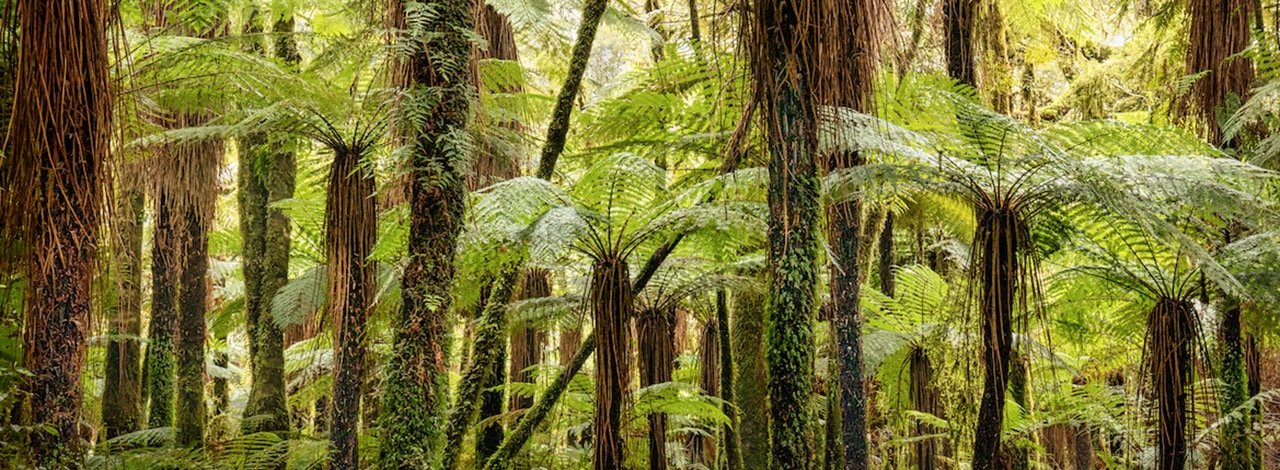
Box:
[1218,303,1256,470]
[241,13,297,438]
[731,285,770,469]
[327,147,377,468]
[174,136,221,449]
[533,0,610,180]
[717,290,744,470]
[877,212,895,297]
[441,272,518,470]
[146,191,180,430]
[1008,348,1030,470]
[103,168,145,439]
[944,0,977,87]
[826,150,868,470]
[379,0,475,466]
[978,0,1013,114]
[765,79,820,470]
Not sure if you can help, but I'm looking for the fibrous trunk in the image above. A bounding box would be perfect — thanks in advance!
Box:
[104,166,145,439]
[379,0,474,464]
[909,347,937,470]
[327,147,377,468]
[147,189,179,429]
[693,316,720,465]
[1219,302,1255,469]
[827,149,868,470]
[717,290,743,470]
[1147,297,1196,470]
[638,307,675,470]
[174,128,220,449]
[972,206,1020,470]
[4,0,110,461]
[442,272,518,470]
[944,0,977,87]
[591,254,633,470]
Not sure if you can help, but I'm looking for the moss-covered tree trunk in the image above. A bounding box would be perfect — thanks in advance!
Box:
[1008,348,1030,470]
[328,147,377,468]
[1218,303,1255,469]
[732,285,770,469]
[533,0,610,180]
[591,254,633,470]
[147,189,180,429]
[877,213,895,297]
[978,0,1012,114]
[241,12,297,437]
[908,348,937,470]
[717,290,744,470]
[442,273,518,470]
[4,0,110,461]
[103,165,145,439]
[971,207,1020,470]
[638,307,674,470]
[379,0,475,465]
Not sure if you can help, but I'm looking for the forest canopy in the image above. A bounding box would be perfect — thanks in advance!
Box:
[3,0,1280,468]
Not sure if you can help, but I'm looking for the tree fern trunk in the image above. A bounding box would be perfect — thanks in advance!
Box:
[174,134,221,449]
[147,190,180,429]
[971,207,1019,470]
[104,166,145,439]
[380,0,474,465]
[1148,298,1195,470]
[638,307,674,470]
[944,0,977,87]
[718,290,744,470]
[908,348,937,470]
[327,147,377,468]
[592,254,633,470]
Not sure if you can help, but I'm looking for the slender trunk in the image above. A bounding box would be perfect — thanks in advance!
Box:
[241,13,297,437]
[1219,303,1256,469]
[6,1,109,460]
[534,0,610,180]
[908,348,936,470]
[147,190,179,429]
[693,316,720,465]
[509,270,550,412]
[380,0,474,464]
[1022,62,1038,125]
[979,0,1012,114]
[174,134,220,449]
[1148,298,1195,470]
[1008,348,1030,470]
[944,0,977,87]
[638,307,674,470]
[827,152,868,470]
[476,344,508,463]
[732,285,770,469]
[327,147,377,468]
[688,0,700,42]
[103,167,145,439]
[877,213,894,297]
[442,272,519,470]
[971,207,1020,470]
[592,254,633,470]
[718,290,743,470]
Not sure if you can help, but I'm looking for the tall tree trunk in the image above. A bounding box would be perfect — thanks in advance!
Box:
[591,254,633,470]
[638,307,674,470]
[509,270,550,412]
[1219,303,1256,468]
[1148,298,1195,470]
[693,316,720,465]
[717,290,743,470]
[147,190,180,429]
[327,147,377,468]
[103,165,145,439]
[971,207,1020,470]
[174,131,220,449]
[533,0,610,180]
[979,0,1012,114]
[877,213,894,297]
[241,12,297,437]
[688,0,700,42]
[944,0,977,87]
[732,285,770,469]
[379,0,475,465]
[3,0,110,461]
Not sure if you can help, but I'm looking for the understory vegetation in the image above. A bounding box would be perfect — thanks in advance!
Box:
[4,0,1280,468]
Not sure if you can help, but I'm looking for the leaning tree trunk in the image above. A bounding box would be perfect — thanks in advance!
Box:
[173,128,221,449]
[241,12,298,437]
[638,307,675,470]
[327,147,377,469]
[103,164,146,439]
[379,0,474,465]
[2,0,110,461]
[592,254,633,470]
[971,206,1021,470]
[732,284,770,469]
[1148,298,1196,470]
[533,0,610,180]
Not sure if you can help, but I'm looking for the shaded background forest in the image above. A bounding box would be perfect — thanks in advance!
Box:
[4,0,1280,468]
